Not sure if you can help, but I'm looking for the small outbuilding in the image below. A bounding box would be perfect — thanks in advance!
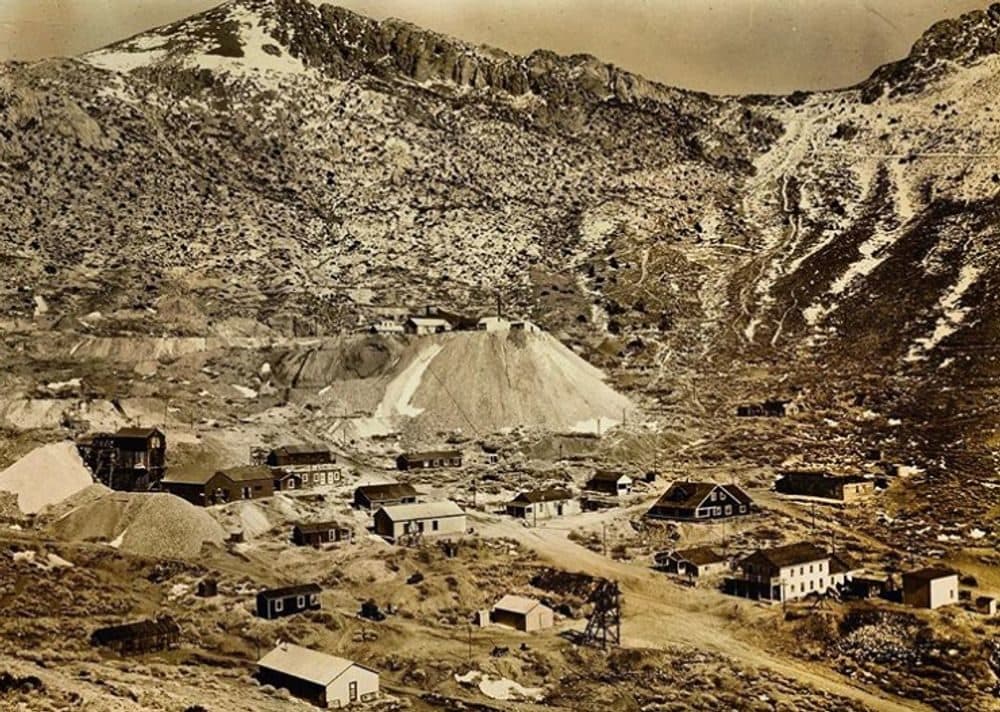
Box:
[902,567,958,610]
[396,450,463,471]
[256,583,322,620]
[292,521,352,547]
[404,317,452,335]
[90,617,181,655]
[506,488,579,522]
[354,482,419,510]
[655,546,728,578]
[976,596,998,616]
[490,595,555,632]
[584,471,633,497]
[257,643,379,708]
[373,501,467,542]
[196,578,218,598]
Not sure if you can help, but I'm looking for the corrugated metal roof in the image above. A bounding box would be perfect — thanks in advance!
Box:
[377,501,464,521]
[257,644,358,687]
[356,483,418,500]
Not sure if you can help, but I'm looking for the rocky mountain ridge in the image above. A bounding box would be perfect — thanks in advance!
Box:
[0,0,999,475]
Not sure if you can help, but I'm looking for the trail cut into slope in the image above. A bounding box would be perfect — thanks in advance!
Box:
[0,442,94,514]
[50,492,226,559]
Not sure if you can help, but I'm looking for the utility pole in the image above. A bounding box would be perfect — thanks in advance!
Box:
[602,523,608,557]
[811,502,816,532]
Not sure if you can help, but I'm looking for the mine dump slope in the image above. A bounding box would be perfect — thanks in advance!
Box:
[1,0,1000,468]
[271,330,633,435]
[0,441,94,514]
[49,492,227,558]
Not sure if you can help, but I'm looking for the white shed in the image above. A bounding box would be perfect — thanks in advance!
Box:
[373,501,467,542]
[257,643,379,707]
[491,594,555,632]
[902,567,959,610]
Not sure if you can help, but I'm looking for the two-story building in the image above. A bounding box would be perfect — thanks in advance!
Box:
[733,542,832,603]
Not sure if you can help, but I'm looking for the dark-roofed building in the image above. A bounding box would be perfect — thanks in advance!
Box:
[776,471,875,503]
[733,542,831,603]
[902,567,958,609]
[266,444,339,488]
[292,521,352,547]
[256,583,322,619]
[354,483,419,511]
[78,426,167,491]
[396,450,463,471]
[90,617,180,655]
[160,465,276,506]
[584,471,633,497]
[655,546,728,578]
[506,488,579,522]
[257,643,379,708]
[829,552,863,588]
[646,482,752,521]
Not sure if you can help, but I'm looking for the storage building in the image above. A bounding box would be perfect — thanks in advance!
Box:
[396,450,463,471]
[902,567,958,610]
[490,595,554,632]
[160,465,277,506]
[292,521,352,547]
[90,617,181,655]
[373,501,466,542]
[257,643,379,708]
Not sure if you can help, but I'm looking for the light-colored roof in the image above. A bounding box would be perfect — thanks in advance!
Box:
[493,594,543,615]
[407,317,450,326]
[257,644,364,686]
[377,500,464,521]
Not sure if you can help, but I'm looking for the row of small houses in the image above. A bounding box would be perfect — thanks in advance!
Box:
[158,448,465,507]
[91,583,559,708]
[656,540,971,612]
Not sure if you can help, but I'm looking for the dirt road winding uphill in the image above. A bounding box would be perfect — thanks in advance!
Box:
[479,516,930,712]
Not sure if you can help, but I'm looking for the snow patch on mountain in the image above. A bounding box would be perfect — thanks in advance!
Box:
[905,264,983,361]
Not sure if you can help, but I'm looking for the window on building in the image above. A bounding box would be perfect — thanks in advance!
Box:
[799,567,804,575]
[432,520,439,531]
[809,564,813,573]
[725,505,732,515]
[274,598,283,612]
[820,578,824,588]
[297,596,305,608]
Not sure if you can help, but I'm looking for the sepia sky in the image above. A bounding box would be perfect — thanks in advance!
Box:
[0,0,991,94]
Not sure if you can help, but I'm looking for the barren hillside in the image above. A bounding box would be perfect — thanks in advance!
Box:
[0,0,999,473]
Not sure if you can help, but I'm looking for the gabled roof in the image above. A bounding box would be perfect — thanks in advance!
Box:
[218,465,274,483]
[673,546,726,566]
[160,469,213,485]
[258,583,322,600]
[377,501,464,521]
[510,488,573,505]
[493,594,544,615]
[295,521,349,534]
[272,444,331,457]
[587,471,631,484]
[115,427,163,440]
[356,482,418,500]
[742,542,828,569]
[258,644,372,687]
[903,567,957,582]
[655,481,752,509]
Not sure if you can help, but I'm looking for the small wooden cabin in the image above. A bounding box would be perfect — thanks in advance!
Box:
[256,583,322,620]
[292,521,352,547]
[396,450,463,471]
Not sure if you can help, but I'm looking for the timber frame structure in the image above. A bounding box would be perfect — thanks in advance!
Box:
[583,579,621,648]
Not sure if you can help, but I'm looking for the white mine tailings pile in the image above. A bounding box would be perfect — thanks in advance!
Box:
[0,441,94,514]
[375,331,633,434]
[50,492,226,559]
